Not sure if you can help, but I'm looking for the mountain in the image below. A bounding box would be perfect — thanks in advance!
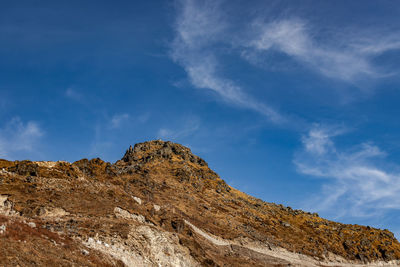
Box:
[0,140,399,266]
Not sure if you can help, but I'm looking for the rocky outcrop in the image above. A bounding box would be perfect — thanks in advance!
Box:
[120,140,207,167]
[0,140,399,266]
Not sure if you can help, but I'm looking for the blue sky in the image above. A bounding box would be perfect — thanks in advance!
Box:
[2,0,400,236]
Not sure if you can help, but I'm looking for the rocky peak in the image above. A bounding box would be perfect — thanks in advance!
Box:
[120,140,207,166]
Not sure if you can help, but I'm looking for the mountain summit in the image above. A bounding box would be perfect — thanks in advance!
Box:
[120,140,207,167]
[0,140,399,266]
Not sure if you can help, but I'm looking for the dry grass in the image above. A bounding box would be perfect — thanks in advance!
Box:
[0,140,399,266]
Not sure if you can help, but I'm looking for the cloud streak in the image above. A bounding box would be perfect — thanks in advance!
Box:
[170,0,283,123]
[0,117,44,160]
[294,124,400,218]
[157,116,200,140]
[250,19,400,82]
[110,113,130,129]
[171,1,400,109]
[248,19,378,81]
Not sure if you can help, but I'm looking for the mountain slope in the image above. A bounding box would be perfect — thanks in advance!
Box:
[0,140,399,266]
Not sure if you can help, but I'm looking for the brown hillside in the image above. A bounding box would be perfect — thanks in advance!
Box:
[0,140,399,266]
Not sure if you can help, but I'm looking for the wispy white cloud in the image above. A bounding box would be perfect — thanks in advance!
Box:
[170,0,283,123]
[0,117,44,159]
[301,124,346,155]
[348,34,400,55]
[157,116,200,140]
[108,112,150,129]
[248,19,400,81]
[294,124,400,218]
[171,1,400,104]
[110,113,130,129]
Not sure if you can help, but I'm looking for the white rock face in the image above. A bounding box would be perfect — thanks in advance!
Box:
[84,236,147,267]
[0,195,10,214]
[39,207,70,218]
[133,196,142,205]
[0,195,18,216]
[153,204,161,212]
[34,161,58,168]
[114,207,146,224]
[85,209,199,267]
[0,168,11,175]
[129,225,198,267]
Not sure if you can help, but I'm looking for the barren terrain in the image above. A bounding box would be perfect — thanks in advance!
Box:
[0,140,399,266]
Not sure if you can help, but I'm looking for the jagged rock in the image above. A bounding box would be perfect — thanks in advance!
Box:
[121,145,136,162]
[8,161,38,176]
[120,140,207,167]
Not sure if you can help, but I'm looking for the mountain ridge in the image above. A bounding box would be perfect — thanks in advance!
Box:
[0,140,399,266]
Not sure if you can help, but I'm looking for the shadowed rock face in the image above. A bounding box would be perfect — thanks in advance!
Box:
[0,140,399,266]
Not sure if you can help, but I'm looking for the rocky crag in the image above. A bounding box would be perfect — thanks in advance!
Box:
[0,140,399,266]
